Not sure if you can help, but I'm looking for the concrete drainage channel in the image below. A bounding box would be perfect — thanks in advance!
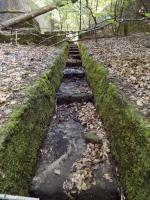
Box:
[30,44,120,200]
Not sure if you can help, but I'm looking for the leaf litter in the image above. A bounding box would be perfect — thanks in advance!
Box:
[83,33,150,119]
[0,43,62,127]
[63,102,113,198]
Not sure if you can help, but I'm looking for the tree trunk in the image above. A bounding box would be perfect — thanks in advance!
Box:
[96,0,98,12]
[79,0,82,31]
[124,23,129,36]
[0,2,64,30]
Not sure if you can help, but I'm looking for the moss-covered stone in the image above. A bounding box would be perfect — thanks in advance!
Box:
[79,44,150,200]
[0,32,66,45]
[0,34,11,43]
[84,131,102,145]
[0,43,69,195]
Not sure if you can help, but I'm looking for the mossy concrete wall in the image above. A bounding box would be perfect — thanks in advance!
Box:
[0,44,68,196]
[0,31,66,45]
[79,44,150,200]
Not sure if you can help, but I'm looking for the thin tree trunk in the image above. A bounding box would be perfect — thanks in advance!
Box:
[117,0,125,37]
[89,16,91,28]
[96,0,98,12]
[79,0,82,31]
[140,0,148,12]
[110,0,112,12]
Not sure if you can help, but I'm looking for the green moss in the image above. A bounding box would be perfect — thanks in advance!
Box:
[0,34,11,43]
[0,32,66,45]
[79,44,150,200]
[0,43,69,195]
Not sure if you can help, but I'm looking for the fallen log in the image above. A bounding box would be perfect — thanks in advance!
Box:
[0,3,62,30]
[0,1,79,31]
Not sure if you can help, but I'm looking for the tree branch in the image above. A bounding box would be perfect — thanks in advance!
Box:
[85,0,97,26]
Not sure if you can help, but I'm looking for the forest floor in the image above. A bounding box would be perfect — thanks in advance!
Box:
[83,33,150,119]
[0,43,62,127]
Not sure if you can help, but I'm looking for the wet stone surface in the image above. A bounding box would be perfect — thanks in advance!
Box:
[57,78,93,104]
[31,104,86,198]
[58,78,92,96]
[69,51,80,55]
[31,44,119,200]
[63,67,85,78]
[31,103,119,200]
[66,59,82,68]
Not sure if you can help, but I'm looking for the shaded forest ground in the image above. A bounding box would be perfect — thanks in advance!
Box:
[83,33,150,119]
[0,44,61,126]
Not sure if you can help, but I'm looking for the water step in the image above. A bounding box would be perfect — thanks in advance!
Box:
[63,68,85,78]
[69,44,78,47]
[70,54,81,60]
[57,79,93,104]
[66,61,82,67]
[69,51,80,54]
[69,47,78,51]
[57,93,93,104]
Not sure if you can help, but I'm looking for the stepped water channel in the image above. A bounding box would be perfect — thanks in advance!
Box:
[30,44,120,200]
